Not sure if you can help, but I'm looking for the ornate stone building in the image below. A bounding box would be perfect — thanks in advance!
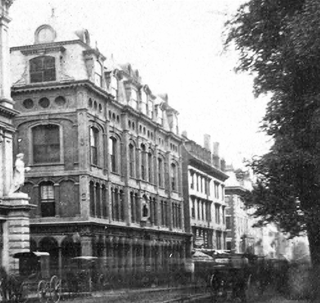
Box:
[0,0,33,272]
[10,22,189,278]
[181,134,228,252]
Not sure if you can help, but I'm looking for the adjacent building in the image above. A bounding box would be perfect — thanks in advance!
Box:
[182,134,228,252]
[10,22,190,278]
[225,166,256,254]
[0,0,34,273]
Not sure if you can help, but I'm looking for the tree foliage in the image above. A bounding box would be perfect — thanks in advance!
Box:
[225,0,320,241]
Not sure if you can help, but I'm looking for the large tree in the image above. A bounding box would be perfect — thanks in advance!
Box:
[226,0,320,299]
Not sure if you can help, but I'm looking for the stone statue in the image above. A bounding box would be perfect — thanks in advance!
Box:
[9,153,30,195]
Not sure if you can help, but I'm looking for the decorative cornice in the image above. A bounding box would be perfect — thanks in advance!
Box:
[10,39,89,53]
[0,103,19,118]
[11,79,113,100]
[21,45,66,56]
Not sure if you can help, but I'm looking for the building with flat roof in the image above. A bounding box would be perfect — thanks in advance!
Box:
[182,133,228,252]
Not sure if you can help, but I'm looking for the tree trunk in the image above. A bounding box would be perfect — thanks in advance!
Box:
[307,224,320,301]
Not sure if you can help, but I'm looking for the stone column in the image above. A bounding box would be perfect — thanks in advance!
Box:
[3,195,34,273]
[0,0,14,108]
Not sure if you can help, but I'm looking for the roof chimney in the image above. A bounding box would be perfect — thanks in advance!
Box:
[212,142,220,169]
[182,130,188,138]
[204,134,211,151]
[213,142,220,156]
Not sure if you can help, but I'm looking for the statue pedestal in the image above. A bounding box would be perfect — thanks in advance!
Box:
[1,195,35,273]
[4,192,29,205]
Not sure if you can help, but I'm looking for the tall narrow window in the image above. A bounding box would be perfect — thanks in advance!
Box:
[102,185,108,218]
[171,163,177,191]
[158,157,163,187]
[141,144,146,181]
[191,197,195,219]
[130,192,135,223]
[90,127,98,165]
[30,56,56,83]
[109,137,117,173]
[129,144,135,178]
[148,152,153,183]
[90,181,95,217]
[40,182,55,217]
[33,124,60,164]
[215,204,221,224]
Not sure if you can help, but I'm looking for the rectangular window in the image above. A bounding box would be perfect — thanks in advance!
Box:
[214,182,220,199]
[191,198,195,219]
[33,124,60,163]
[30,56,56,83]
[40,184,55,217]
[90,127,98,165]
[216,231,222,250]
[215,204,221,224]
[109,138,117,173]
[158,158,163,187]
[226,216,231,230]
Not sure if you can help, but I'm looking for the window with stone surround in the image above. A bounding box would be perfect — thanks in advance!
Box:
[30,56,56,83]
[90,127,99,166]
[40,181,55,217]
[32,124,60,164]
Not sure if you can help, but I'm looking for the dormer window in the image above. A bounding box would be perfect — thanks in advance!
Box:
[141,90,147,115]
[30,56,56,83]
[147,100,153,119]
[130,89,138,110]
[111,74,118,98]
[94,60,102,87]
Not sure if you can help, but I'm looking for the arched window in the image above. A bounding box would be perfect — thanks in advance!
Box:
[141,144,146,181]
[33,124,60,164]
[129,144,135,178]
[90,127,99,166]
[109,137,117,173]
[40,181,55,217]
[30,56,56,83]
[171,163,177,191]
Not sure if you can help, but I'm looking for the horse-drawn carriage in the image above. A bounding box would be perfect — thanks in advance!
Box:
[63,256,105,295]
[0,251,61,303]
[194,252,254,302]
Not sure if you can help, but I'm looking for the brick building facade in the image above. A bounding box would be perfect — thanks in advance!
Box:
[10,23,190,279]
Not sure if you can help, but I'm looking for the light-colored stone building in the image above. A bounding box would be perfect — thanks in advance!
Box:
[181,134,228,252]
[10,20,190,281]
[0,0,33,273]
[225,167,255,254]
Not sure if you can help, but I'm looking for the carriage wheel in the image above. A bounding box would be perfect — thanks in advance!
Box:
[49,276,61,303]
[37,280,47,303]
[19,281,29,303]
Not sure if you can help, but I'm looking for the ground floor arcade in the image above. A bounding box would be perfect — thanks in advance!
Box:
[30,223,192,281]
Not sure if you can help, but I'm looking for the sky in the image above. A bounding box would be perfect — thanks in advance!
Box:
[8,0,271,167]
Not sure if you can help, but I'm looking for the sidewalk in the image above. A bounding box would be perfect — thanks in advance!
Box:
[62,286,310,303]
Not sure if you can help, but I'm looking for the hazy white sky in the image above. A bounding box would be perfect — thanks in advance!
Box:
[9,0,270,167]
